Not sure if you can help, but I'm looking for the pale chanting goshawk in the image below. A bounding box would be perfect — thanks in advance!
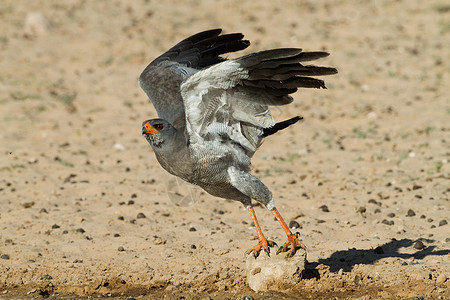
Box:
[140,29,337,257]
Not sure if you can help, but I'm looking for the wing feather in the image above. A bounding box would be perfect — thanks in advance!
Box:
[180,48,336,156]
[139,29,249,128]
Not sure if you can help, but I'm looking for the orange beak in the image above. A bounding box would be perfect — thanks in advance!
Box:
[143,123,159,135]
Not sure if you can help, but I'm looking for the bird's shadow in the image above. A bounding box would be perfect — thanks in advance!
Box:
[303,238,450,279]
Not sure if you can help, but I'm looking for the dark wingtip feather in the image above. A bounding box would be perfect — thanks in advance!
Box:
[262,116,303,137]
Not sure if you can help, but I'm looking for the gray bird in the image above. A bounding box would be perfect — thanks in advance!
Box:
[140,29,337,257]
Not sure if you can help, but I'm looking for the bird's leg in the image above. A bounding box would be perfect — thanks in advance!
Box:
[246,206,276,257]
[271,207,306,257]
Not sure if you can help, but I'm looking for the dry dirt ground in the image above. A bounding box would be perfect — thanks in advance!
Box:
[1,1,449,299]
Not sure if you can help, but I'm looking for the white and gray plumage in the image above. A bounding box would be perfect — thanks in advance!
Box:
[140,29,337,257]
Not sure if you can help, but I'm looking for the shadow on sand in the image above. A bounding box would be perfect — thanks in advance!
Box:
[304,238,450,279]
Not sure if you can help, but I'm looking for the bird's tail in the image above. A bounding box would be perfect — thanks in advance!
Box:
[261,116,303,137]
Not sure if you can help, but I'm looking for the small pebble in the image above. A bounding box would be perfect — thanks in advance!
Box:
[427,218,433,223]
[243,296,255,300]
[406,209,416,217]
[439,220,448,226]
[420,215,426,219]
[1,254,10,260]
[131,193,137,198]
[289,220,300,229]
[152,236,165,245]
[127,200,135,205]
[73,259,83,263]
[357,206,366,213]
[190,244,196,249]
[130,219,136,224]
[368,199,378,205]
[373,246,384,254]
[382,219,394,225]
[41,274,52,280]
[189,227,197,232]
[217,210,225,214]
[126,297,136,300]
[412,184,422,190]
[413,240,425,250]
[319,205,330,212]
[118,246,125,252]
[118,216,124,221]
[137,213,146,219]
[52,224,60,229]
[114,233,120,237]
[62,230,68,234]
[374,208,381,214]
[27,289,37,295]
[76,228,85,233]
[436,274,447,285]
[387,213,395,218]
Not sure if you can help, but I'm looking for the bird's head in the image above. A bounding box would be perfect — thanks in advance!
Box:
[142,119,176,148]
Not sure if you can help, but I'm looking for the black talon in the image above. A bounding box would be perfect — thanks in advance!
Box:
[264,248,270,257]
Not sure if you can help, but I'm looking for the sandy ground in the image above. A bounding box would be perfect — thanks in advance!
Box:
[1,0,449,299]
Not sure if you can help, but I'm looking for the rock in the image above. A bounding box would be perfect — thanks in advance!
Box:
[288,220,300,229]
[24,13,52,36]
[406,209,416,217]
[413,240,425,250]
[245,249,306,292]
[373,246,384,254]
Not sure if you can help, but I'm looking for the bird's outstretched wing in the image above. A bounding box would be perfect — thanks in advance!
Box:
[180,47,338,155]
[139,29,250,128]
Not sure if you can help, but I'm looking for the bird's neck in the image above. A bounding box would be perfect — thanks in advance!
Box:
[153,127,192,179]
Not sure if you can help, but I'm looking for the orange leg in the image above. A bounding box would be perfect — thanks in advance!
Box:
[271,207,306,257]
[246,206,276,257]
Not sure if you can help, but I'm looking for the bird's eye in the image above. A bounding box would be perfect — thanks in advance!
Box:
[155,124,163,130]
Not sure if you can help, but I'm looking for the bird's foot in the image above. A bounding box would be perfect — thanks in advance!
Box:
[246,238,277,258]
[276,232,306,258]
